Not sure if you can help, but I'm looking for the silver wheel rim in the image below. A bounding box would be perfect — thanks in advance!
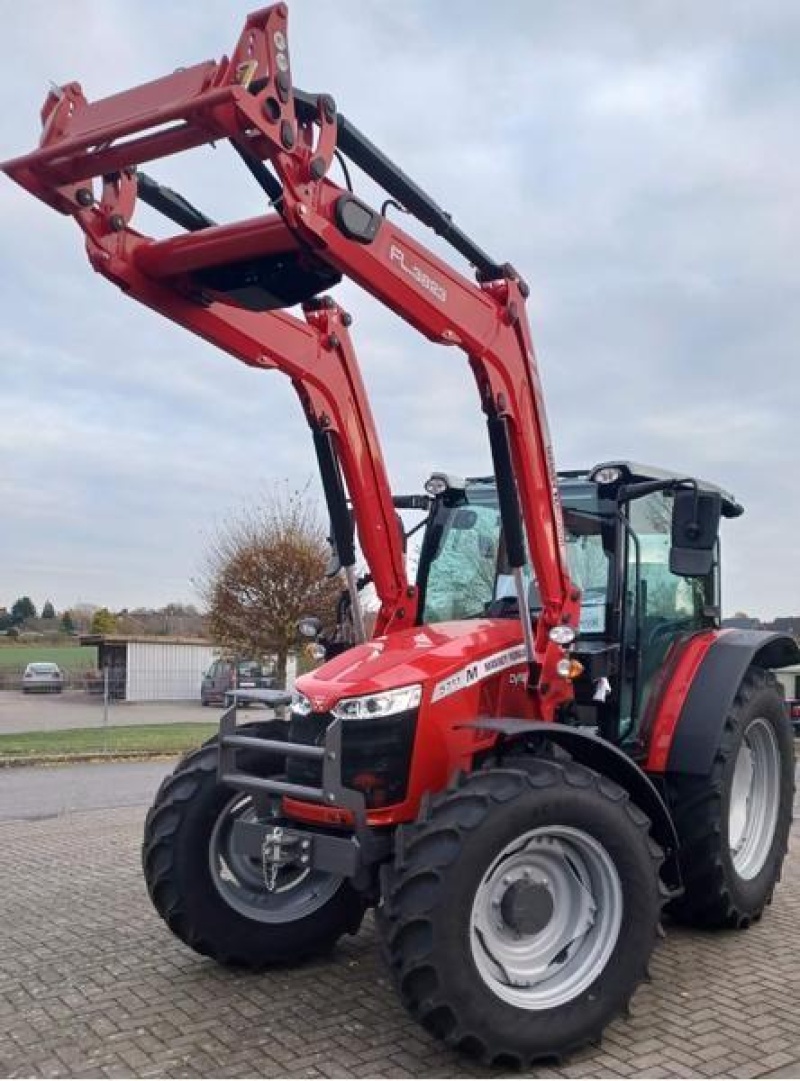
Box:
[208,794,342,922]
[728,717,781,880]
[470,826,623,1010]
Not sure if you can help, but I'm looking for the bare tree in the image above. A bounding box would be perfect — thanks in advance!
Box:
[198,486,341,687]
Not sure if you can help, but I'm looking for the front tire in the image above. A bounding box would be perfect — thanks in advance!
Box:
[666,666,794,928]
[378,761,664,1066]
[142,721,366,967]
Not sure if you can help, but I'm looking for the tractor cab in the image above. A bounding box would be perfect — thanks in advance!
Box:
[412,461,743,752]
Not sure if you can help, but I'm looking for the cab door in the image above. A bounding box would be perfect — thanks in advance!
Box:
[619,491,717,742]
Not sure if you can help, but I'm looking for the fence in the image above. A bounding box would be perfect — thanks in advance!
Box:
[2,664,207,698]
[0,653,299,698]
[0,660,298,758]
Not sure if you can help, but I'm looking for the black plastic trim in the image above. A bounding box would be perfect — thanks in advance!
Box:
[486,414,525,569]
[312,429,356,568]
[217,703,367,826]
[467,719,683,893]
[334,194,381,244]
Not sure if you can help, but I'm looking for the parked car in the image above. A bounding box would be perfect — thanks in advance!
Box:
[22,662,64,694]
[201,659,276,707]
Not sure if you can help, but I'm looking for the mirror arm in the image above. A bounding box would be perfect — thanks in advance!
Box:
[617,478,697,504]
[404,516,430,543]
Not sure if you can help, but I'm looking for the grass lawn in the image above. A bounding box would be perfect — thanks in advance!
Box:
[0,645,97,671]
[0,722,216,759]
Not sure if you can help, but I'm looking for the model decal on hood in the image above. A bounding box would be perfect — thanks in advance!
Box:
[431,644,527,703]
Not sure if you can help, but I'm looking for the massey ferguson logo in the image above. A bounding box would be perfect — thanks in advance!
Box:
[389,244,447,303]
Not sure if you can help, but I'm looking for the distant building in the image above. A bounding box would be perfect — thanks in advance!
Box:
[722,615,762,630]
[721,615,800,636]
[776,663,800,703]
[79,635,216,702]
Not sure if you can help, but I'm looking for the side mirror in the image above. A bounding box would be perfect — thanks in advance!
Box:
[297,616,323,639]
[670,488,721,577]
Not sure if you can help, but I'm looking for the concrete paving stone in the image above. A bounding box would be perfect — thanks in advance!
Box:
[590,1053,632,1073]
[0,802,798,1078]
[635,1070,689,1080]
[696,1041,739,1061]
[763,1060,800,1078]
[557,1062,626,1079]
[755,1026,794,1044]
[698,1057,751,1076]
[690,1013,734,1035]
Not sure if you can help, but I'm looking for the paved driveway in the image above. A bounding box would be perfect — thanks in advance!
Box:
[0,690,209,735]
[0,690,274,735]
[0,766,798,1078]
[0,760,176,820]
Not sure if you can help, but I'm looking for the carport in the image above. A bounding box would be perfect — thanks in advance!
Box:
[79,635,216,702]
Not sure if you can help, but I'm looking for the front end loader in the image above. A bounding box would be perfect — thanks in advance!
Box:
[3,6,796,1066]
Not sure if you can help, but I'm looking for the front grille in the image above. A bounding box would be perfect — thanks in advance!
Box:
[287,709,417,808]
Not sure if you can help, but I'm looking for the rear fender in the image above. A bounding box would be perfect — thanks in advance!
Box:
[470,720,682,893]
[646,630,800,776]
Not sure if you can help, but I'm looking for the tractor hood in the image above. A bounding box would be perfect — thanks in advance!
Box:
[296,619,525,712]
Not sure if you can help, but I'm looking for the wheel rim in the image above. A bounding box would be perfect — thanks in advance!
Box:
[728,717,781,880]
[208,794,342,922]
[470,826,623,1010]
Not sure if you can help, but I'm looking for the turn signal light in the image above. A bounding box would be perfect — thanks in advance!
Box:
[556,658,584,680]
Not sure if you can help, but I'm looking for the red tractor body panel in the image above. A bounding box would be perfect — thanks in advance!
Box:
[296,618,525,706]
[642,630,723,773]
[293,619,530,827]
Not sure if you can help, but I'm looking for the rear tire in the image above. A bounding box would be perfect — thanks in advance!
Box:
[666,667,794,928]
[378,761,664,1066]
[142,721,366,966]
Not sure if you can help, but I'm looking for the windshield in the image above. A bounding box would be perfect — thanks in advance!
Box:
[420,480,613,633]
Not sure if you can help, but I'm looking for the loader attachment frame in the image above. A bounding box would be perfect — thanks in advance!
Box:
[2,2,580,717]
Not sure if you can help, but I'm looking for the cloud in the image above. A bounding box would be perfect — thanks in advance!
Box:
[0,1,798,619]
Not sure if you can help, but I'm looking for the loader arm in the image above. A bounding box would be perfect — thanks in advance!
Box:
[84,220,415,638]
[2,3,580,717]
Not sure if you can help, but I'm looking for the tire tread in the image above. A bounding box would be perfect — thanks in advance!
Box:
[142,722,365,967]
[666,667,795,928]
[379,761,664,1066]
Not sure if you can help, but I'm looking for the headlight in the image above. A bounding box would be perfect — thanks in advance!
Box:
[332,683,422,720]
[292,692,314,716]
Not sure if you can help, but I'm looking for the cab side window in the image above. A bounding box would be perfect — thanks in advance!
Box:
[622,491,711,734]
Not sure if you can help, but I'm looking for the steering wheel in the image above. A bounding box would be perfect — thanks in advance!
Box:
[645,617,693,653]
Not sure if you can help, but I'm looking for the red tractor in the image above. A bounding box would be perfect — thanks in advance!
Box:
[4,7,796,1064]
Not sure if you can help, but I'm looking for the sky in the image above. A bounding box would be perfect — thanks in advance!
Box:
[0,1,798,619]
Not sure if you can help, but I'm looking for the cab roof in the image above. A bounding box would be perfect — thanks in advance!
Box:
[466,461,744,519]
